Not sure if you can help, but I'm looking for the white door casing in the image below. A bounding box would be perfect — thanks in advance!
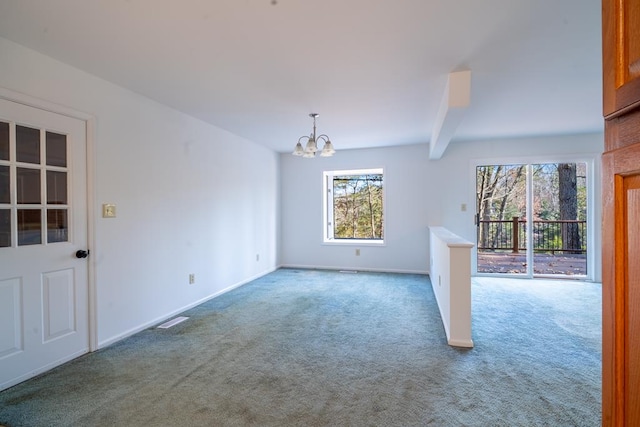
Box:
[0,98,89,391]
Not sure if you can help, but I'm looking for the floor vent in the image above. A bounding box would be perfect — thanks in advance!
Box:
[157,316,189,329]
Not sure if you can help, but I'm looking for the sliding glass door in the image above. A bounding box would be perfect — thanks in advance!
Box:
[476,164,527,274]
[476,162,588,278]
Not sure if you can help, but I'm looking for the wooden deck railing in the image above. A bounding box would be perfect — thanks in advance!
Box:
[477,217,586,254]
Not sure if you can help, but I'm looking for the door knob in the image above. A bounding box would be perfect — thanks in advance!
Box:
[75,250,89,259]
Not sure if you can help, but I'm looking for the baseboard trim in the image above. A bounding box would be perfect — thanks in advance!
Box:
[280,264,429,275]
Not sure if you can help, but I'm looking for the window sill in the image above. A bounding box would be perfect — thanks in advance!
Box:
[323,239,385,246]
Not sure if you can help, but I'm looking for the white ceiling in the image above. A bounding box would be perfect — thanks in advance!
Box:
[0,0,603,154]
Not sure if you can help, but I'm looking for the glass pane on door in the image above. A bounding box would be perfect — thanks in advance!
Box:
[46,131,67,167]
[531,163,588,276]
[476,164,528,274]
[47,171,67,204]
[17,168,41,204]
[0,121,8,161]
[0,165,9,204]
[0,209,10,247]
[47,209,68,243]
[16,125,40,164]
[18,208,41,245]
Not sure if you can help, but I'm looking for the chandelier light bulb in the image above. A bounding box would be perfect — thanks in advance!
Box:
[292,113,335,158]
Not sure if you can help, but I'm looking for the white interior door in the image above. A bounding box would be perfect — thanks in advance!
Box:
[0,98,89,391]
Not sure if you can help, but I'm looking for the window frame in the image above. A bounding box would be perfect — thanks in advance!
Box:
[323,168,385,246]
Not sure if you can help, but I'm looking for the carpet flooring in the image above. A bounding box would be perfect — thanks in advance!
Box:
[0,269,601,426]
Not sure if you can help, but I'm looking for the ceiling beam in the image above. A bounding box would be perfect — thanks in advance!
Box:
[429,70,471,159]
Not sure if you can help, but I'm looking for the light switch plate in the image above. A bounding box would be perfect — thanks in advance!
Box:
[102,203,116,218]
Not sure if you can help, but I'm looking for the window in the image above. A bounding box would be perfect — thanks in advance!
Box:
[0,123,70,248]
[323,168,384,244]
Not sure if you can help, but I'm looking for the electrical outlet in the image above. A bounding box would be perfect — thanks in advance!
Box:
[355,248,360,256]
[461,203,467,212]
[189,274,195,284]
[256,254,260,261]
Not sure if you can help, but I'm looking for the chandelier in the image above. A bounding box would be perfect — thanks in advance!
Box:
[292,113,335,158]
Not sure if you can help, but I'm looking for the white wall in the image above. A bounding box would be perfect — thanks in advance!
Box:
[281,144,432,274]
[0,37,280,347]
[280,133,603,280]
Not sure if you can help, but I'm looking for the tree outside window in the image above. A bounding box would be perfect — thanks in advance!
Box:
[324,169,384,243]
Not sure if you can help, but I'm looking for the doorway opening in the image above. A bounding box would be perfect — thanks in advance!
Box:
[475,162,588,278]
